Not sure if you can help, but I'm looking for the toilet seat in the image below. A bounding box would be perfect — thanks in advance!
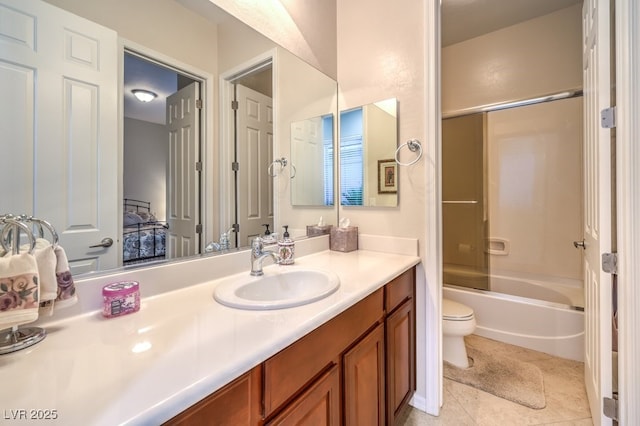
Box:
[443,299,474,321]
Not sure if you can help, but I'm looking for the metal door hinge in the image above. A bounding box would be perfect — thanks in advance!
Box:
[601,107,616,128]
[603,396,618,420]
[195,224,203,234]
[195,99,203,109]
[231,100,239,110]
[602,252,618,275]
[232,161,239,171]
[195,161,202,172]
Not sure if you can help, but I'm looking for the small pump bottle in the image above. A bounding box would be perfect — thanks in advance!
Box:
[278,225,295,265]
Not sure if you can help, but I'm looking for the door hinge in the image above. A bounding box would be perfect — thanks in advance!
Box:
[232,161,239,171]
[195,224,203,234]
[602,252,618,275]
[601,107,616,129]
[195,99,203,109]
[195,161,202,172]
[603,396,618,421]
[231,100,239,110]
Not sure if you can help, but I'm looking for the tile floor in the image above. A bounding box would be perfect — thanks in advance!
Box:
[402,335,593,425]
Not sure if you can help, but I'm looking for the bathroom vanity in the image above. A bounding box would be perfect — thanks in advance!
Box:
[0,243,419,425]
[165,267,415,425]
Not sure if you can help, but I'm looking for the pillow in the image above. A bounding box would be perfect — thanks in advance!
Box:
[137,211,157,223]
[123,212,144,227]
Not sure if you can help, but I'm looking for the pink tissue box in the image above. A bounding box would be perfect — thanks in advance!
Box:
[102,281,140,318]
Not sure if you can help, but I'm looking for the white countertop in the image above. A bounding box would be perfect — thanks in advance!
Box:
[0,249,419,425]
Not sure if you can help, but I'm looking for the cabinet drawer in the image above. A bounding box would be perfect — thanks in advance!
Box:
[264,288,383,416]
[385,268,415,313]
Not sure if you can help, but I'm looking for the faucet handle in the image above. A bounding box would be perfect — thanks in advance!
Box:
[251,236,264,254]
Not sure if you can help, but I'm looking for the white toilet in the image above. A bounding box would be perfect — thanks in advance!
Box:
[442,299,476,368]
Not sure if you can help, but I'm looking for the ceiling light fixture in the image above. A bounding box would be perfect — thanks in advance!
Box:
[132,89,157,103]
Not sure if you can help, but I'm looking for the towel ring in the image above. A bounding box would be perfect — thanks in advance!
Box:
[395,139,423,166]
[30,217,59,248]
[267,157,297,179]
[0,216,36,255]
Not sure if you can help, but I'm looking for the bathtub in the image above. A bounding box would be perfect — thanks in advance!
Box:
[443,278,585,361]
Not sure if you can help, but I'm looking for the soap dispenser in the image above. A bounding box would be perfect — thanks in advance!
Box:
[219,227,234,250]
[278,225,295,265]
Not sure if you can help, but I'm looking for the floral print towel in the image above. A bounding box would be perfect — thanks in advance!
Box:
[53,246,77,310]
[0,252,40,330]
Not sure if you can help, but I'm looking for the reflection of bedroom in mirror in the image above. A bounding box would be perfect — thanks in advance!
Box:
[123,52,202,265]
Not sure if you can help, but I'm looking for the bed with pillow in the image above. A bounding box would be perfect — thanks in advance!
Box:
[122,199,169,265]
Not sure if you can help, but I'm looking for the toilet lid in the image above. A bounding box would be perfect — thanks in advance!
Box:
[443,299,474,320]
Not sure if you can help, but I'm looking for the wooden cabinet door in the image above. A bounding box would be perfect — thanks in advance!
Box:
[163,366,262,426]
[386,299,415,425]
[343,323,385,425]
[266,364,341,425]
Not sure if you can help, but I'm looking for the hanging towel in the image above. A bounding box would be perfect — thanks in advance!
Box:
[20,239,58,311]
[14,239,57,316]
[0,252,40,330]
[53,246,77,309]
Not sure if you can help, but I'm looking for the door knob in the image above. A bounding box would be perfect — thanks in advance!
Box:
[573,240,586,249]
[90,237,114,248]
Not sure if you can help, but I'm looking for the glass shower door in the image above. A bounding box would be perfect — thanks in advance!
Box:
[442,113,489,290]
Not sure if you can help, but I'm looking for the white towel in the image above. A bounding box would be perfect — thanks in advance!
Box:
[0,252,40,330]
[53,246,77,309]
[25,239,58,302]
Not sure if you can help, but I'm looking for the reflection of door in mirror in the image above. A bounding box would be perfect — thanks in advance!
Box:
[166,82,200,259]
[1,0,119,275]
[123,52,202,265]
[235,83,273,247]
[290,115,335,206]
[339,98,398,207]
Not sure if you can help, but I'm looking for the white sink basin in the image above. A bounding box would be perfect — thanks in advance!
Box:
[213,266,340,310]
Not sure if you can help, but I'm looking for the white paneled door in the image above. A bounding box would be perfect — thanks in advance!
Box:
[236,84,273,247]
[0,0,118,274]
[166,82,201,259]
[582,0,613,424]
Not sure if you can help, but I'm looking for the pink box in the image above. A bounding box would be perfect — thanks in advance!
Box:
[102,281,140,318]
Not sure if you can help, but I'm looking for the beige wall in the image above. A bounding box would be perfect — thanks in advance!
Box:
[211,0,337,78]
[337,0,428,403]
[45,0,218,75]
[123,118,167,221]
[442,4,582,114]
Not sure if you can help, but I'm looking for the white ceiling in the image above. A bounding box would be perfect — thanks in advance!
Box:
[441,0,582,46]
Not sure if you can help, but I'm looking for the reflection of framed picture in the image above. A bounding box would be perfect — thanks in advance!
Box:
[378,159,397,194]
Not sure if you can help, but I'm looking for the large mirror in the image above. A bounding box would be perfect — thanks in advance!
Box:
[339,98,398,207]
[0,0,338,276]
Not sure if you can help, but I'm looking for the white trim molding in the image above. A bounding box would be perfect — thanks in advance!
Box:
[424,0,443,416]
[615,0,640,423]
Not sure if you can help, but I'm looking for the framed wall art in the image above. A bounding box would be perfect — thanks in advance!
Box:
[378,159,397,193]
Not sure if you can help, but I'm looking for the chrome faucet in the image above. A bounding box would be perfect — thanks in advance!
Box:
[250,237,281,276]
